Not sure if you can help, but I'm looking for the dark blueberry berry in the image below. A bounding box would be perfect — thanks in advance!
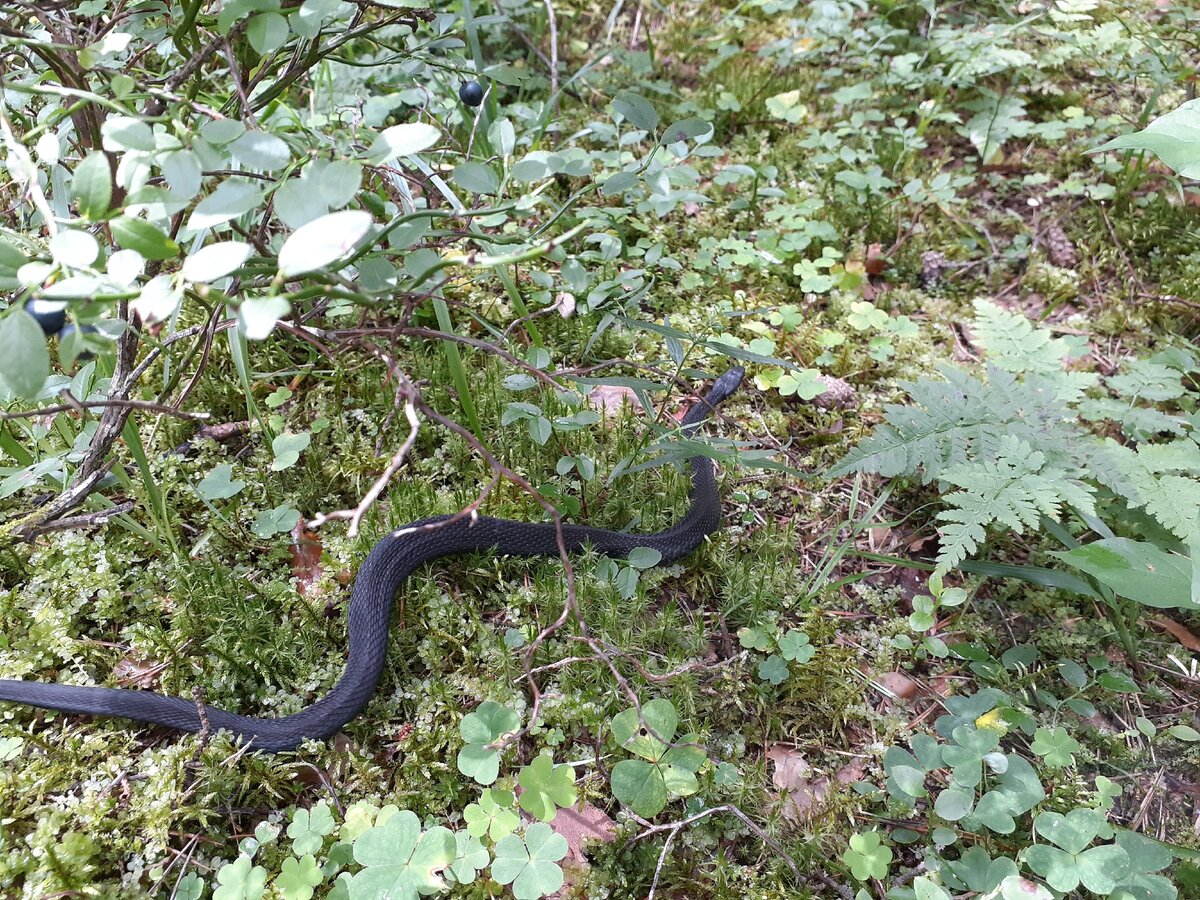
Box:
[459,80,484,107]
[24,298,66,336]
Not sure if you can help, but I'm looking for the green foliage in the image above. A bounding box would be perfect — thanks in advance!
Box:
[2,0,1198,897]
[843,831,893,881]
[609,699,704,817]
[516,753,577,822]
[349,811,456,900]
[288,803,336,856]
[738,624,818,684]
[463,789,520,841]
[213,856,268,900]
[834,300,1200,596]
[491,823,569,900]
[1095,99,1200,179]
[869,687,1185,899]
[456,701,520,786]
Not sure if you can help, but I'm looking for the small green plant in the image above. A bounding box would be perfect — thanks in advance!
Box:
[738,624,817,684]
[515,753,577,821]
[609,698,705,817]
[491,823,569,900]
[833,300,1200,617]
[858,688,1184,898]
[457,701,521,786]
[843,830,892,882]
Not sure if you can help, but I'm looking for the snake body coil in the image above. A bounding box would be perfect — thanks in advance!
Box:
[0,368,744,751]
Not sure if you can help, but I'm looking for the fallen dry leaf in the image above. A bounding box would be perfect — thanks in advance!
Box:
[835,758,867,785]
[550,801,617,862]
[290,520,323,596]
[1149,616,1200,651]
[112,655,163,689]
[585,384,642,419]
[765,744,834,822]
[875,671,919,701]
[865,243,888,276]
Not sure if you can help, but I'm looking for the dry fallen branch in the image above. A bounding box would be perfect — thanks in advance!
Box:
[633,804,803,900]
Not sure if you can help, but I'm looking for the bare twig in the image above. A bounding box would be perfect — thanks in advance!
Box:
[634,805,801,900]
[308,400,421,537]
[0,396,208,421]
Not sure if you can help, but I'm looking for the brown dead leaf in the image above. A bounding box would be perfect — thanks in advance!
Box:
[1149,616,1200,651]
[835,758,867,785]
[290,520,323,596]
[765,744,831,822]
[875,671,920,701]
[550,802,617,863]
[585,384,642,419]
[865,243,887,276]
[112,655,163,689]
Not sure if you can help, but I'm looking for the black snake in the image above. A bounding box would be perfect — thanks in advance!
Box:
[0,367,744,751]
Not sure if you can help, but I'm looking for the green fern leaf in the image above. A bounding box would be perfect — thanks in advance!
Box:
[934,436,1094,571]
[970,299,1082,376]
[1097,440,1200,541]
[832,365,1082,483]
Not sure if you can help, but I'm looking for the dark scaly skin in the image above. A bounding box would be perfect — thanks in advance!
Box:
[0,367,744,751]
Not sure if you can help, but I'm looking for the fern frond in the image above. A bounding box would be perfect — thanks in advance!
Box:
[934,436,1095,571]
[970,299,1082,376]
[832,365,1082,483]
[1097,439,1200,541]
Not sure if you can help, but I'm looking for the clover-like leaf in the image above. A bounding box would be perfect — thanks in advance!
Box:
[1035,808,1106,855]
[757,654,789,684]
[1030,726,1080,768]
[737,627,773,652]
[1025,842,1130,895]
[456,701,520,785]
[943,725,1001,789]
[913,876,952,900]
[611,699,677,761]
[945,846,1019,893]
[611,759,668,818]
[517,754,577,821]
[196,468,246,504]
[844,831,892,881]
[175,872,205,900]
[349,810,455,900]
[447,831,489,886]
[777,630,815,663]
[288,802,336,856]
[934,786,976,822]
[213,855,268,900]
[271,431,311,472]
[491,823,568,900]
[464,788,519,840]
[252,503,301,538]
[277,854,323,900]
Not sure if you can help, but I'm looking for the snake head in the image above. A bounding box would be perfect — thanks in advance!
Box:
[707,366,746,407]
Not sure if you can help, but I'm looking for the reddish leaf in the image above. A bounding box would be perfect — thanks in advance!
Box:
[865,243,887,276]
[289,520,323,596]
[550,802,616,862]
[1150,616,1200,651]
[112,655,162,689]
